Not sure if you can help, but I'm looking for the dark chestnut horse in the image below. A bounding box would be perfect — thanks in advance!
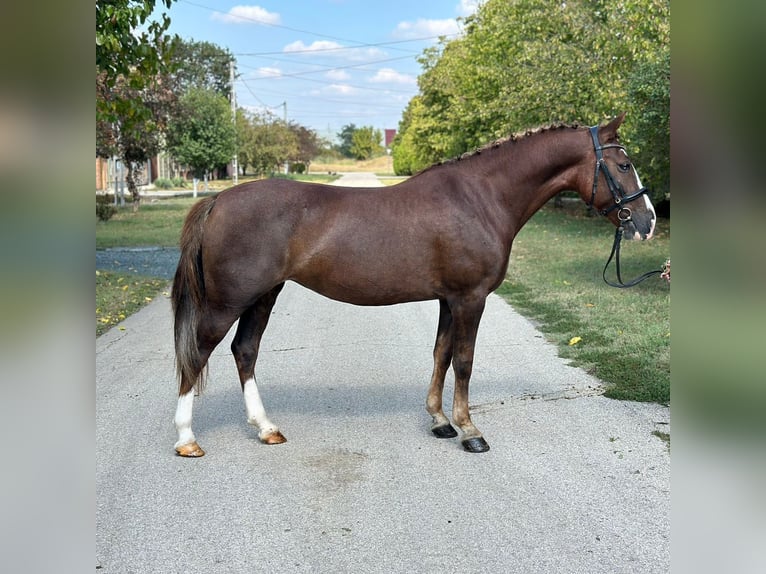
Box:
[172,113,656,456]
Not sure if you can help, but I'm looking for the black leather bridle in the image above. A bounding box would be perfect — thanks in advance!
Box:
[587,125,649,217]
[587,125,662,288]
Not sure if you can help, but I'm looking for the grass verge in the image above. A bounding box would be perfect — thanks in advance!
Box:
[495,202,670,403]
[97,197,197,248]
[96,270,168,336]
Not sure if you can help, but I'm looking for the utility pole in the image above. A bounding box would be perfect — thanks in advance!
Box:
[230,59,238,185]
[283,101,289,174]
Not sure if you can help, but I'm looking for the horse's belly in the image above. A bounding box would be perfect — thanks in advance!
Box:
[292,269,434,306]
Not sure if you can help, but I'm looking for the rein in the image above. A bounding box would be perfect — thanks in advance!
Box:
[602,226,663,288]
[587,125,662,288]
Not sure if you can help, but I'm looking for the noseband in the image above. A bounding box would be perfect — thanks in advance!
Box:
[587,125,662,288]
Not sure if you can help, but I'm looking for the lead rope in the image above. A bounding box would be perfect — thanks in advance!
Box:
[603,226,664,288]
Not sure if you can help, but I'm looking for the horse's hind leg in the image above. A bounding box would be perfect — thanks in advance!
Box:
[175,308,241,457]
[426,299,458,438]
[231,283,286,445]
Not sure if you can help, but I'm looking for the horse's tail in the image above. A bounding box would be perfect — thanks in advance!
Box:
[171,195,217,395]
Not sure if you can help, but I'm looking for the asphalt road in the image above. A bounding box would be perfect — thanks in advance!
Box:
[96,173,670,573]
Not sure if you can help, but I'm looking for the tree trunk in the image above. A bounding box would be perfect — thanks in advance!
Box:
[126,161,141,212]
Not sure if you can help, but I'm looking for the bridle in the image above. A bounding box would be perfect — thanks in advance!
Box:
[587,125,662,288]
[587,125,649,217]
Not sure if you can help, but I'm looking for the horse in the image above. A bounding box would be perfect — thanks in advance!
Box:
[171,112,656,457]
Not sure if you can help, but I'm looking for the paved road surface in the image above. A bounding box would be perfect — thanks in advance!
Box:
[96,173,669,573]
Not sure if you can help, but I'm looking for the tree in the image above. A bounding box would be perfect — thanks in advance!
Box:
[336,124,357,158]
[393,0,670,195]
[625,49,670,205]
[350,126,383,160]
[97,70,176,210]
[96,0,177,122]
[236,112,298,176]
[167,37,233,99]
[166,89,236,192]
[235,108,256,176]
[289,122,322,170]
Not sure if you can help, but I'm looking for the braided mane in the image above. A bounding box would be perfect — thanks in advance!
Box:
[417,122,581,174]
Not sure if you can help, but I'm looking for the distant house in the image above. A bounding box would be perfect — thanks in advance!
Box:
[95,152,181,192]
[384,129,397,150]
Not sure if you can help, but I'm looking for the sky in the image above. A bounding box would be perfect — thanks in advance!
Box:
[159,0,480,143]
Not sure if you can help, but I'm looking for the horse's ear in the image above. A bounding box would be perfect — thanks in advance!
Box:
[599,112,627,143]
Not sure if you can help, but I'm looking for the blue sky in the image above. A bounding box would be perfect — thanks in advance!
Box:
[160,0,480,142]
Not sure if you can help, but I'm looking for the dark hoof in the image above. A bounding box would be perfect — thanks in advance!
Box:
[431,424,458,439]
[462,437,490,453]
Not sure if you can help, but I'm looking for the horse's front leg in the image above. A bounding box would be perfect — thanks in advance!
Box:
[450,296,490,453]
[426,299,458,438]
[232,285,286,445]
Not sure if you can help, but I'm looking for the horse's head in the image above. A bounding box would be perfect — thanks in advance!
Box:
[585,113,656,240]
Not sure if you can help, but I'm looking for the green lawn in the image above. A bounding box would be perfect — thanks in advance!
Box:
[496,202,670,403]
[96,197,197,248]
[96,270,169,336]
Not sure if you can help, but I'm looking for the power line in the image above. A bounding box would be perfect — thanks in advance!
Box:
[236,54,416,79]
[180,0,457,55]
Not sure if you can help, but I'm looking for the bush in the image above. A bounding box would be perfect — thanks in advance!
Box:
[153,177,174,189]
[172,177,187,188]
[96,196,117,221]
[290,162,306,174]
[626,50,670,208]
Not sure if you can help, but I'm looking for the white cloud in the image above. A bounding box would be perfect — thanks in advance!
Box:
[284,40,344,54]
[255,67,282,78]
[211,5,281,25]
[393,18,461,39]
[283,40,385,61]
[325,69,351,81]
[368,68,416,85]
[456,0,481,17]
[310,84,359,96]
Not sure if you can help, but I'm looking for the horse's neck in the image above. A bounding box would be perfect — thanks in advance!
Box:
[492,131,584,227]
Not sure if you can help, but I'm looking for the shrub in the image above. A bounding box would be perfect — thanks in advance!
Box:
[96,195,117,221]
[172,177,187,188]
[153,177,174,189]
[626,50,670,208]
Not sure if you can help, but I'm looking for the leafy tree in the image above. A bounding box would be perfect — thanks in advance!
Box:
[235,108,256,175]
[166,88,236,191]
[167,37,233,98]
[350,126,383,160]
[625,49,670,204]
[393,0,670,197]
[238,113,299,176]
[96,0,177,122]
[289,122,322,169]
[336,124,357,158]
[96,70,176,210]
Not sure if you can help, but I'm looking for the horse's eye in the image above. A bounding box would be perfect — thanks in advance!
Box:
[618,162,631,172]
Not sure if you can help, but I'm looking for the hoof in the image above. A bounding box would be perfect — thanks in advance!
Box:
[260,430,287,445]
[461,436,490,453]
[175,441,205,457]
[431,423,458,439]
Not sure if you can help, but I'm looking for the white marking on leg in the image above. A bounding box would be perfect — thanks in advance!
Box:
[174,390,196,449]
[243,378,279,439]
